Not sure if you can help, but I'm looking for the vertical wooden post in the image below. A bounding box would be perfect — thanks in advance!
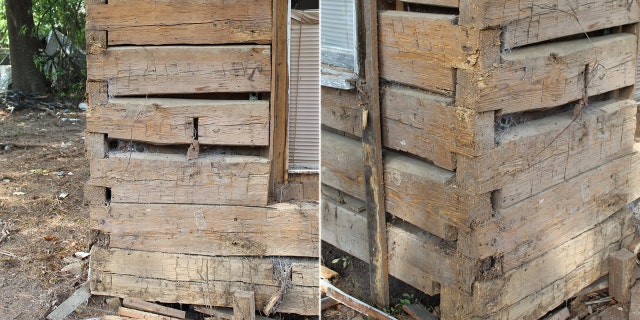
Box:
[233,291,256,320]
[270,0,289,195]
[609,249,636,306]
[358,0,390,308]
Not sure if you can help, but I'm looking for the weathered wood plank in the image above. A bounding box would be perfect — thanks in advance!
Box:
[87,98,269,146]
[321,187,464,294]
[460,0,640,48]
[122,297,186,319]
[457,33,637,114]
[91,203,318,257]
[90,247,318,315]
[85,132,108,159]
[360,0,390,307]
[118,307,181,320]
[86,0,272,45]
[320,279,397,320]
[457,99,637,206]
[459,150,640,271]
[321,130,492,241]
[378,11,491,94]
[322,86,494,169]
[609,249,637,306]
[441,207,635,320]
[233,291,255,320]
[89,152,270,206]
[87,46,271,96]
[397,0,458,9]
[46,282,91,320]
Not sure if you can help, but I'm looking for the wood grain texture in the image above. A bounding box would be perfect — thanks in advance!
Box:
[609,249,637,306]
[322,130,493,241]
[122,297,186,319]
[397,0,458,9]
[457,33,637,114]
[459,150,640,271]
[87,98,269,146]
[457,99,637,206]
[85,132,108,160]
[322,187,454,295]
[90,203,318,257]
[378,11,484,94]
[322,86,494,170]
[269,0,289,188]
[89,152,270,206]
[460,0,640,48]
[441,207,635,320]
[87,46,271,96]
[86,0,272,45]
[90,247,318,315]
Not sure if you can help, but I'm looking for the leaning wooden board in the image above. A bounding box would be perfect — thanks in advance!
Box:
[88,152,270,206]
[90,203,318,257]
[86,0,272,45]
[87,98,270,146]
[87,46,272,96]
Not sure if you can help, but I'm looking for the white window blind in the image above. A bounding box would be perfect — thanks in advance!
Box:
[321,0,358,89]
[288,10,320,171]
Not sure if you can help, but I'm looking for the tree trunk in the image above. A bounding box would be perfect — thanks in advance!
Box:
[6,0,48,93]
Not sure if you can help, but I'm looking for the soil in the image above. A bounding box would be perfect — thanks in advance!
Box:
[0,105,113,319]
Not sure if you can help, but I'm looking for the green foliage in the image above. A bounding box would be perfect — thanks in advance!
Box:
[331,257,350,269]
[1,0,86,100]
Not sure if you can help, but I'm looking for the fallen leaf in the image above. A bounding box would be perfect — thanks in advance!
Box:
[44,235,58,241]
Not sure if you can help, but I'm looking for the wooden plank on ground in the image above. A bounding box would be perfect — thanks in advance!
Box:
[194,306,274,320]
[122,297,186,319]
[91,203,318,257]
[457,99,637,204]
[457,33,637,114]
[322,187,465,295]
[402,304,437,320]
[87,46,271,96]
[90,248,318,315]
[360,0,389,308]
[86,0,272,45]
[320,279,397,320]
[119,307,181,320]
[89,152,270,206]
[321,297,340,310]
[322,130,492,241]
[441,206,636,320]
[321,265,339,280]
[459,150,640,270]
[87,98,269,146]
[609,249,636,306]
[46,282,91,320]
[459,0,640,48]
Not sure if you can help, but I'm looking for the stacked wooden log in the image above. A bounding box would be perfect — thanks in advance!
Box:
[84,0,318,316]
[322,1,640,319]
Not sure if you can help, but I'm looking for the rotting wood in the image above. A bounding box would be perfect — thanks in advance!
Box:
[87,98,269,146]
[609,249,636,306]
[233,291,255,320]
[118,307,181,320]
[122,297,186,319]
[457,33,636,114]
[457,99,637,204]
[321,265,339,280]
[459,150,640,271]
[86,0,272,45]
[321,279,397,320]
[89,152,270,206]
[90,248,318,315]
[90,203,318,257]
[402,304,438,320]
[322,187,464,295]
[87,46,272,96]
[359,0,389,309]
[459,0,640,48]
[46,282,91,320]
[441,207,636,320]
[270,0,289,191]
[322,130,492,241]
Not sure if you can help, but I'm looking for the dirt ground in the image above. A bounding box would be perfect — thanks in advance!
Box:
[0,105,114,319]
